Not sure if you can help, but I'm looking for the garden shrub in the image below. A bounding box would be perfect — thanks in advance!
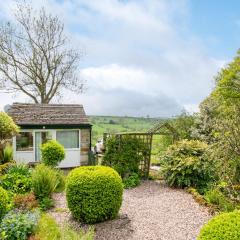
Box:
[0,209,40,240]
[103,135,148,177]
[198,211,240,240]
[0,161,15,175]
[32,164,58,200]
[54,169,65,193]
[35,214,60,240]
[0,112,19,163]
[3,144,13,163]
[160,140,215,190]
[204,188,235,212]
[0,186,10,220]
[13,193,39,210]
[66,166,123,223]
[123,173,140,189]
[41,140,65,167]
[0,164,32,194]
[39,197,55,211]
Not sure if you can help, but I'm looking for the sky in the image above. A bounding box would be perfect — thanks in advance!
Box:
[0,0,239,117]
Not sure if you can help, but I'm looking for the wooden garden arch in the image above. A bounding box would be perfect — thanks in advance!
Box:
[103,121,179,178]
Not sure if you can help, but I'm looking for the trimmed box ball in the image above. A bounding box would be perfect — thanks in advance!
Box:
[66,166,123,224]
[198,211,240,240]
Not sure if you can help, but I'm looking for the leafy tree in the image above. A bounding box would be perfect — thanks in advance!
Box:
[195,50,240,185]
[0,3,83,103]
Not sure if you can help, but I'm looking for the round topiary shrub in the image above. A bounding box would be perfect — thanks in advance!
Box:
[66,166,123,223]
[41,140,65,167]
[0,186,9,220]
[198,211,240,240]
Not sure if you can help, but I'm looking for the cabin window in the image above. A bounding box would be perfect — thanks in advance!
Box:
[56,130,79,149]
[16,132,33,151]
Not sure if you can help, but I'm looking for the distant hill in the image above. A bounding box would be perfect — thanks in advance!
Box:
[89,115,166,144]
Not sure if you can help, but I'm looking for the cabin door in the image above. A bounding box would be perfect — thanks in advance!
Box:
[35,131,53,161]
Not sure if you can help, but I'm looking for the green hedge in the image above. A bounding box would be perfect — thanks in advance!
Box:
[198,211,240,240]
[41,140,65,167]
[66,166,123,223]
[0,187,9,220]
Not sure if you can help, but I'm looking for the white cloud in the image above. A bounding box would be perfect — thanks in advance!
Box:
[0,0,225,117]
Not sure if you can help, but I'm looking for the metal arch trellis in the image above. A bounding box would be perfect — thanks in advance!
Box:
[103,121,179,178]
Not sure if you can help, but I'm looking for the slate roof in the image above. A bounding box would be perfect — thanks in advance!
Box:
[7,103,90,126]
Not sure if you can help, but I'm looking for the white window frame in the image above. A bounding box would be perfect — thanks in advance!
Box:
[56,129,81,150]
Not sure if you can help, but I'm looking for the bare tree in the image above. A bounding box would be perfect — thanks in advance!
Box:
[0,3,83,103]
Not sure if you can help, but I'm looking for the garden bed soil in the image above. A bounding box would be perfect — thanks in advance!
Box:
[49,181,211,240]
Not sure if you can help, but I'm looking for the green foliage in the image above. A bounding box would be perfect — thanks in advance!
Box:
[0,112,19,141]
[204,188,235,212]
[0,112,19,163]
[123,173,140,189]
[32,164,58,200]
[0,164,32,194]
[41,140,65,167]
[161,140,215,190]
[0,161,15,176]
[103,135,148,177]
[35,214,60,240]
[13,193,39,210]
[169,111,196,140]
[35,214,94,240]
[0,186,10,220]
[39,197,55,211]
[0,209,40,240]
[66,166,123,223]
[3,144,13,163]
[60,226,94,240]
[54,169,66,193]
[198,211,240,240]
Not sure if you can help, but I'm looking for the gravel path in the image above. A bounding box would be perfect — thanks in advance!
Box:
[49,181,211,240]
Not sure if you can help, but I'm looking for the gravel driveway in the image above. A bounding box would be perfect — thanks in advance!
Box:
[49,181,211,240]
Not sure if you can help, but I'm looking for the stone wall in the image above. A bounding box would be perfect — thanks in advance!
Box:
[80,128,91,165]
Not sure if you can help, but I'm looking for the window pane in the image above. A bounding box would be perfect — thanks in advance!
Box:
[56,130,79,149]
[16,132,33,151]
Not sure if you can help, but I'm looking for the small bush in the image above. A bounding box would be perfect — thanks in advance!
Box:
[0,186,10,220]
[66,166,123,223]
[54,169,65,193]
[3,144,13,163]
[0,112,19,164]
[160,140,215,190]
[0,209,40,240]
[0,161,15,176]
[35,214,60,240]
[39,197,55,211]
[41,140,65,167]
[1,164,32,194]
[198,211,240,240]
[204,189,235,212]
[32,164,58,200]
[123,173,140,189]
[13,193,39,210]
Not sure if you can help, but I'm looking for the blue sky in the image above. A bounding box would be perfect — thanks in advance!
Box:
[189,0,240,59]
[0,0,239,117]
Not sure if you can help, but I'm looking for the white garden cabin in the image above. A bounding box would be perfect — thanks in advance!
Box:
[7,103,92,168]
